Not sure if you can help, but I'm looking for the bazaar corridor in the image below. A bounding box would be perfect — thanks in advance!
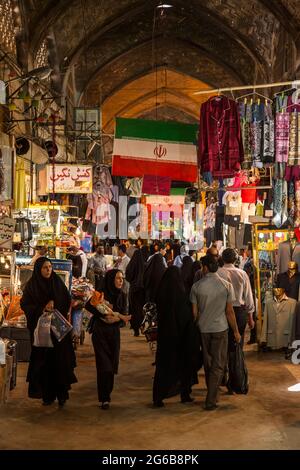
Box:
[1,328,300,451]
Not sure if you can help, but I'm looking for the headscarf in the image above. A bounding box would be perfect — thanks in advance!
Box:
[20,257,71,334]
[180,245,189,256]
[143,253,166,302]
[140,245,149,262]
[181,256,194,293]
[103,269,126,313]
[126,249,146,291]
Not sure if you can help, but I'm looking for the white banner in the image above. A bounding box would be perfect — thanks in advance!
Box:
[46,165,93,194]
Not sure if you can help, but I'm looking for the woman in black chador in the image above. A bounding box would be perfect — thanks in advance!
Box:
[20,257,77,407]
[126,247,148,337]
[181,256,194,294]
[153,266,200,407]
[143,252,166,303]
[85,269,131,410]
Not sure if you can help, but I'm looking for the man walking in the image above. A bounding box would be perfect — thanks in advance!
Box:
[190,255,241,410]
[218,248,255,348]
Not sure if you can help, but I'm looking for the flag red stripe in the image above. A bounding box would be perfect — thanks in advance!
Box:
[112,155,197,182]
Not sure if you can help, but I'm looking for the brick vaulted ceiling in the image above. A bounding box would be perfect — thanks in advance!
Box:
[20,0,300,130]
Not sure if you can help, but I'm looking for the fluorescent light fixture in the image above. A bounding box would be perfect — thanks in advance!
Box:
[157,3,173,8]
[288,383,300,392]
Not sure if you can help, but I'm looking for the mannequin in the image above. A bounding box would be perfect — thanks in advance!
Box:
[260,287,297,349]
[277,228,300,274]
[277,261,300,300]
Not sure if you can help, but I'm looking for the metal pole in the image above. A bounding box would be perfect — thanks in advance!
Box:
[194,80,300,95]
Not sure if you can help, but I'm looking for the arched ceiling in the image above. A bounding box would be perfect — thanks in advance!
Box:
[101,70,213,133]
[18,0,300,125]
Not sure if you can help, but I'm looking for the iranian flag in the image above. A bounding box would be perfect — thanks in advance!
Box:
[112,118,198,182]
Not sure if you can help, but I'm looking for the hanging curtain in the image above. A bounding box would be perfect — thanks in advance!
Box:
[14,157,27,209]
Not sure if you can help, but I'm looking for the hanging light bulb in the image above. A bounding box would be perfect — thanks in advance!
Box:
[8,101,17,111]
[23,93,31,104]
[4,262,9,269]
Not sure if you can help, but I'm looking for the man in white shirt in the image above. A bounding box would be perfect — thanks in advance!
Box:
[218,248,255,348]
[114,244,130,274]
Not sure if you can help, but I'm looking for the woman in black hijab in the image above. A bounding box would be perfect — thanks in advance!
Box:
[153,266,200,407]
[20,257,77,407]
[85,269,131,409]
[143,253,166,303]
[126,249,147,336]
[181,256,194,293]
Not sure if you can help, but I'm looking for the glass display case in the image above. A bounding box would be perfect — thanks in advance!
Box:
[12,204,79,259]
[252,224,289,335]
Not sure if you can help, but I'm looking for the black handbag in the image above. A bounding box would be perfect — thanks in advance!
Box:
[228,343,249,394]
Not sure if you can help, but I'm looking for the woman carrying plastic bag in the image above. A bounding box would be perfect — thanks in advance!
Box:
[21,258,77,407]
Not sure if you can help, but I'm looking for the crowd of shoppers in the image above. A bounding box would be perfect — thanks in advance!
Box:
[21,238,254,412]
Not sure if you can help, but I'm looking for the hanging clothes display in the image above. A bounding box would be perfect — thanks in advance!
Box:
[142,175,171,196]
[125,178,142,198]
[198,96,244,178]
[204,199,217,246]
[84,165,113,228]
[14,158,27,209]
[260,294,296,349]
[239,100,274,167]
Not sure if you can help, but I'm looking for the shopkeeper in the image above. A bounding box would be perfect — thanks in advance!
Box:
[29,246,48,265]
[67,246,88,279]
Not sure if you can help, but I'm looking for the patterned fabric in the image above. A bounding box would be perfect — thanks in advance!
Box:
[240,103,252,167]
[272,180,288,227]
[272,179,283,227]
[204,202,217,229]
[288,182,295,226]
[295,180,300,228]
[274,162,286,180]
[250,121,263,167]
[285,165,300,181]
[275,113,290,163]
[262,105,274,163]
[288,113,300,165]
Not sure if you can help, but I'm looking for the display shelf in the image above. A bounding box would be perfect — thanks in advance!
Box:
[252,223,289,338]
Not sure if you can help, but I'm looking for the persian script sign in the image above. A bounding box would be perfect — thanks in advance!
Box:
[46,165,93,194]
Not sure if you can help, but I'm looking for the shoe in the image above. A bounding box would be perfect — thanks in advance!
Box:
[226,385,234,395]
[101,402,110,410]
[247,339,257,345]
[203,404,218,411]
[42,400,54,406]
[134,331,140,337]
[58,399,66,407]
[153,401,164,408]
[181,395,195,403]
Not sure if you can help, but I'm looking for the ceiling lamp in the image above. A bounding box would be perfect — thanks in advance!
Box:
[157,3,173,7]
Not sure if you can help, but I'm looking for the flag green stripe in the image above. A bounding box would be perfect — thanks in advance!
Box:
[115,117,198,144]
[170,188,186,196]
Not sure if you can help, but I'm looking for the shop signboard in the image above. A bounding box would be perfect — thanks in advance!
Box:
[0,217,15,250]
[46,165,93,194]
